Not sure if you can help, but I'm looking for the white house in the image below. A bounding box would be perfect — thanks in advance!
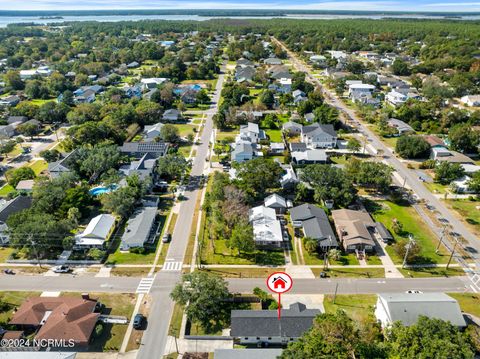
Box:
[264,193,288,214]
[460,95,480,107]
[387,118,414,135]
[374,292,466,329]
[74,214,116,249]
[140,78,168,91]
[162,109,181,122]
[301,123,337,149]
[386,90,408,106]
[348,83,376,98]
[143,123,164,140]
[451,176,475,194]
[237,122,265,144]
[249,205,284,247]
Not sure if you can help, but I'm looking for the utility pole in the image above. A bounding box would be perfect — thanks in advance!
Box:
[29,234,42,269]
[435,224,448,254]
[402,235,415,269]
[446,235,459,270]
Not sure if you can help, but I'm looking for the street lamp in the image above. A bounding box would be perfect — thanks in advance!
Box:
[402,235,415,269]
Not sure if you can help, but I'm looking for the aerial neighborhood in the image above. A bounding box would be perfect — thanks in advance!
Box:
[0,9,479,359]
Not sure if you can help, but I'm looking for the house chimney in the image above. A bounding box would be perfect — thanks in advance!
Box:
[81,293,90,300]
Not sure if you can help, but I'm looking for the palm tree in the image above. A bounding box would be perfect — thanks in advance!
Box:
[304,237,318,255]
[328,248,342,262]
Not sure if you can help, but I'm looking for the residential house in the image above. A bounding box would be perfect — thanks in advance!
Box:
[15,179,35,192]
[292,149,328,164]
[119,141,169,158]
[270,142,285,154]
[74,214,116,249]
[0,124,16,138]
[301,123,337,149]
[386,90,408,106]
[327,50,348,60]
[237,58,254,67]
[289,143,307,152]
[231,302,320,345]
[9,295,101,347]
[214,349,283,359]
[48,150,77,179]
[235,66,255,83]
[348,83,376,101]
[451,176,475,194]
[387,118,415,136]
[140,78,168,91]
[120,200,158,250]
[374,292,466,329]
[290,203,338,251]
[280,165,299,190]
[238,122,266,143]
[180,88,198,104]
[282,121,302,135]
[0,95,21,107]
[264,193,288,214]
[119,153,158,184]
[162,109,181,122]
[331,209,377,253]
[249,205,284,247]
[143,123,164,141]
[309,55,327,66]
[127,61,140,68]
[460,95,480,107]
[264,57,282,65]
[0,195,32,245]
[431,148,474,165]
[270,69,292,80]
[231,142,259,163]
[277,78,292,94]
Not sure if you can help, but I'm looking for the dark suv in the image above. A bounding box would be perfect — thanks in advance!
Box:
[133,314,146,330]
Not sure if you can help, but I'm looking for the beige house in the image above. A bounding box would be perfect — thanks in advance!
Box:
[331,209,377,253]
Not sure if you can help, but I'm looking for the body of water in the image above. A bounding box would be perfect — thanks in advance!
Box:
[0,13,479,27]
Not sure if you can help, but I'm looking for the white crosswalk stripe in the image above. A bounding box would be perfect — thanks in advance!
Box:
[162,261,183,271]
[136,276,155,294]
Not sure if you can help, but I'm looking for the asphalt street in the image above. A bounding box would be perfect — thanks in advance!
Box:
[0,274,472,295]
[137,68,226,359]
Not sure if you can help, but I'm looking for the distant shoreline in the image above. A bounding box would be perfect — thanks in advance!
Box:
[1,9,480,17]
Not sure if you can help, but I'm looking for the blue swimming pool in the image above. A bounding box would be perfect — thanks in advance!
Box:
[89,185,117,196]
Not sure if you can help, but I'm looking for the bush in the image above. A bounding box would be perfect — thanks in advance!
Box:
[419,159,437,169]
[95,323,104,337]
[87,248,106,260]
[130,247,146,254]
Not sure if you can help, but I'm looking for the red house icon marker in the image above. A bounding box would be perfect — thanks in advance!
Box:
[272,276,288,289]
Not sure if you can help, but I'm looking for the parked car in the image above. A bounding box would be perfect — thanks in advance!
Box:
[162,233,172,243]
[133,313,146,329]
[53,265,71,273]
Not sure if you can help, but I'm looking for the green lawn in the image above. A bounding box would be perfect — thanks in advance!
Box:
[446,200,480,236]
[198,267,285,278]
[28,159,48,175]
[216,129,238,142]
[173,123,196,137]
[399,266,465,278]
[365,255,383,265]
[168,303,184,336]
[448,293,480,317]
[0,184,14,197]
[25,98,55,106]
[265,129,283,142]
[368,200,449,265]
[201,238,285,266]
[323,294,377,322]
[311,267,385,278]
[0,247,14,262]
[424,182,448,194]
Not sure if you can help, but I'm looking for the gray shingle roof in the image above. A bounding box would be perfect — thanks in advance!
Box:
[302,217,338,247]
[120,206,157,250]
[231,302,320,338]
[0,196,32,222]
[377,293,466,327]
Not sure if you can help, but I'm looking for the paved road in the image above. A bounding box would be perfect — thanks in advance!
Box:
[0,274,472,294]
[137,68,226,359]
[273,37,480,268]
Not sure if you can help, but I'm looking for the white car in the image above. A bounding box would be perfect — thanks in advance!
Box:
[53,265,71,273]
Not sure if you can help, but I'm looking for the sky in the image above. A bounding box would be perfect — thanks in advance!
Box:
[1,0,480,12]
